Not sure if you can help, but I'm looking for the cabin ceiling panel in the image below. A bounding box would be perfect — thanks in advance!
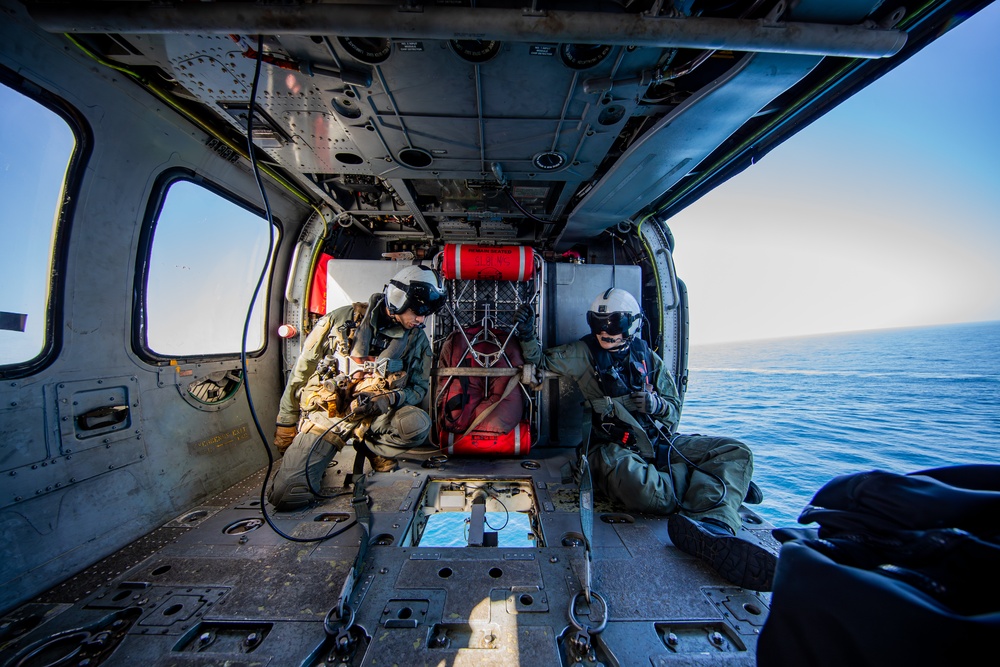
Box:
[127,33,250,97]
[39,0,920,245]
[561,50,822,246]
[275,109,350,173]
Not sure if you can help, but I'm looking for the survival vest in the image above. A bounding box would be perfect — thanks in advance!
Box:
[309,298,412,418]
[583,334,661,445]
[331,301,369,358]
[328,298,413,369]
[582,333,654,397]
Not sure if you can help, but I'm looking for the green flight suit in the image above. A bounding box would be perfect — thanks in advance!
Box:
[520,336,752,533]
[277,292,433,453]
[269,294,433,510]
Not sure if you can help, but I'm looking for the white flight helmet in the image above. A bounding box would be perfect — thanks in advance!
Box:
[384,265,447,316]
[587,288,643,340]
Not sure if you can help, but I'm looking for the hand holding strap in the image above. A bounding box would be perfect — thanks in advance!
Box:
[352,390,400,416]
[513,304,535,340]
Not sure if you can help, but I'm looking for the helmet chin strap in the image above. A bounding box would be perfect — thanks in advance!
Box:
[599,335,629,351]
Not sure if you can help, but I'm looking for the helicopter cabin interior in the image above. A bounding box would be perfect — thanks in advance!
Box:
[1,0,989,664]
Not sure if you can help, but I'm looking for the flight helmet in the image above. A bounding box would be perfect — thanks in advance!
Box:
[587,288,643,340]
[384,265,447,316]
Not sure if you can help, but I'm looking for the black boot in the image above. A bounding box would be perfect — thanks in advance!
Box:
[744,480,764,504]
[668,514,777,591]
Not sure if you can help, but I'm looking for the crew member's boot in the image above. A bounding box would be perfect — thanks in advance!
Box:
[361,432,396,472]
[268,429,344,511]
[744,480,764,504]
[371,455,396,472]
[668,514,777,591]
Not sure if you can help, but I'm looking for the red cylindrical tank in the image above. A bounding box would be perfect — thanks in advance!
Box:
[442,244,535,281]
[441,423,532,456]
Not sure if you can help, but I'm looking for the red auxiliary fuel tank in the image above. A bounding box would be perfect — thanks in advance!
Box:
[442,243,535,281]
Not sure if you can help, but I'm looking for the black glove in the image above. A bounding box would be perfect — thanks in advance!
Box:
[629,390,666,416]
[513,304,535,340]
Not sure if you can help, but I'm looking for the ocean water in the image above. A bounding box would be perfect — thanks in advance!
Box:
[418,512,535,548]
[679,320,1000,527]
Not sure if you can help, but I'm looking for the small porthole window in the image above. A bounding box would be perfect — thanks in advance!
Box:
[185,369,243,407]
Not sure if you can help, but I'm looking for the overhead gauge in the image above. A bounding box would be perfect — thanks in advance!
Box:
[559,43,612,70]
[338,36,392,64]
[450,39,503,63]
[532,152,566,171]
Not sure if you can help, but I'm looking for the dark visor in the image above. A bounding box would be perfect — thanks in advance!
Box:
[401,281,446,316]
[587,311,635,336]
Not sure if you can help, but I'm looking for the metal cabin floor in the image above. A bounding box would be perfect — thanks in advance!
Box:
[0,447,777,666]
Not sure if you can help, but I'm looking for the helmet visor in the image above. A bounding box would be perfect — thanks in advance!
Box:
[404,281,447,316]
[587,311,636,336]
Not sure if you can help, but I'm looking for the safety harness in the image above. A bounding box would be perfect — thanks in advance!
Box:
[582,334,663,453]
[316,297,416,480]
[311,299,413,418]
[332,301,370,356]
[582,333,653,398]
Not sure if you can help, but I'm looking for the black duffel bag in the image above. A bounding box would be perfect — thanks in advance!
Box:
[758,464,1000,666]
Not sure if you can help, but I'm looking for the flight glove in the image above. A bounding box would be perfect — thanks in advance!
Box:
[513,304,535,340]
[629,390,668,416]
[352,390,400,417]
[274,424,298,453]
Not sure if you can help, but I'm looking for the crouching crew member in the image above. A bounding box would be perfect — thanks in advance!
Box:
[269,265,446,511]
[514,289,776,590]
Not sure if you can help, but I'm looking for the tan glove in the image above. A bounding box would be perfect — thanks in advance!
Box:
[351,391,400,417]
[274,424,298,454]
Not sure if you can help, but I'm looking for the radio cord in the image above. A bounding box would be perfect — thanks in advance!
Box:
[242,35,356,543]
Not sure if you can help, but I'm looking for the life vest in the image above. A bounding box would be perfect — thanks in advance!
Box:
[326,297,414,371]
[331,301,369,356]
[307,298,411,419]
[583,334,661,443]
[582,333,654,397]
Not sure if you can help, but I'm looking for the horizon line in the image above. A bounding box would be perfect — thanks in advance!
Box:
[689,317,1000,347]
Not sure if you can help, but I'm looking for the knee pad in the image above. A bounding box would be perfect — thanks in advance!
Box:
[267,433,340,511]
[391,406,431,443]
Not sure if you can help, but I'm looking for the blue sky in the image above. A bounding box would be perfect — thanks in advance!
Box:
[0,87,74,364]
[670,2,1000,345]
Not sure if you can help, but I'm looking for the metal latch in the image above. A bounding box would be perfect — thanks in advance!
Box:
[77,405,130,431]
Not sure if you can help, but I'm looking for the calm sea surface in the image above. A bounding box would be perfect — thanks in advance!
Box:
[679,320,1000,527]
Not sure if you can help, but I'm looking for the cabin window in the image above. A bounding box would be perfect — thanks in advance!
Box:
[144,179,276,357]
[0,82,76,367]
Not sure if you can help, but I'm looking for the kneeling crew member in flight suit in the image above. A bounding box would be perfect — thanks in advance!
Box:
[269,264,446,511]
[515,289,776,591]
